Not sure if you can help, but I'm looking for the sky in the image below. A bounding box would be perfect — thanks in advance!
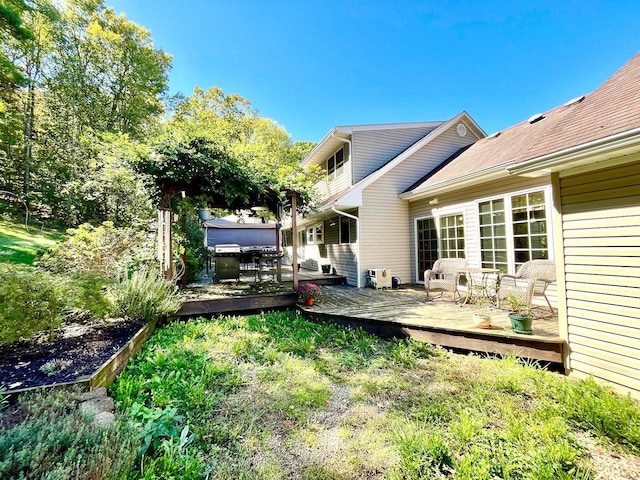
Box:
[106,0,640,142]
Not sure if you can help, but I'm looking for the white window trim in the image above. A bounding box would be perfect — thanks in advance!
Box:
[327,147,345,180]
[306,222,324,245]
[414,211,466,283]
[474,185,554,275]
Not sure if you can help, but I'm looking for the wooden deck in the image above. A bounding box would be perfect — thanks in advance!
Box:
[299,285,565,364]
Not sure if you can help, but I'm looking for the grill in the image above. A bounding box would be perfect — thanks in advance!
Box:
[213,244,241,281]
[214,244,241,255]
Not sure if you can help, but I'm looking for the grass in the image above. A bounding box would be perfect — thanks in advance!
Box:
[0,219,63,265]
[110,311,640,479]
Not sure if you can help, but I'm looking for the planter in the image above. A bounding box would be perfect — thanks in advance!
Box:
[472,314,492,329]
[305,298,314,306]
[197,209,211,221]
[321,265,331,275]
[509,313,533,334]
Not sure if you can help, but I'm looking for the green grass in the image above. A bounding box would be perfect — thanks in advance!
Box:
[109,311,640,479]
[0,219,63,265]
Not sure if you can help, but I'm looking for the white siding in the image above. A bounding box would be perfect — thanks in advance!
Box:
[359,127,480,286]
[559,161,640,397]
[352,126,438,183]
[408,174,557,313]
[313,143,352,199]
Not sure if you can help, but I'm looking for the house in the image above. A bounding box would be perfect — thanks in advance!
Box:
[400,53,640,397]
[288,113,485,286]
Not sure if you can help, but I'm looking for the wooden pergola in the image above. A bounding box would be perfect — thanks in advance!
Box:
[156,180,302,289]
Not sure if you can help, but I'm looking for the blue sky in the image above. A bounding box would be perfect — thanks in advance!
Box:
[107,0,639,142]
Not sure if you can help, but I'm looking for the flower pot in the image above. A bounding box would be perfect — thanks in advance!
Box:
[509,313,533,334]
[305,298,314,306]
[472,314,492,329]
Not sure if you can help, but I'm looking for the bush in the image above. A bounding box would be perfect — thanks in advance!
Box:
[37,221,155,279]
[0,388,138,480]
[109,267,182,321]
[0,264,115,344]
[0,264,66,343]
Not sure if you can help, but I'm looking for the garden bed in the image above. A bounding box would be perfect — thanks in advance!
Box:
[0,317,147,393]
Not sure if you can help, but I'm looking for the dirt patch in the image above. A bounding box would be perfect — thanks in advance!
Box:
[0,318,145,392]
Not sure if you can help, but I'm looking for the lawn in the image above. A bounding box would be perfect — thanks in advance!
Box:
[106,311,640,479]
[0,219,63,265]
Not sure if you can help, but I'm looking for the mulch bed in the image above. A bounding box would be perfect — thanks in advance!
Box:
[0,318,146,392]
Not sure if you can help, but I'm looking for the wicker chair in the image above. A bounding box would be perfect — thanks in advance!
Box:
[497,260,556,314]
[424,258,468,301]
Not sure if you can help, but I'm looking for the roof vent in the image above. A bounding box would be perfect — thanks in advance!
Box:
[563,95,585,107]
[528,113,544,124]
[488,131,501,139]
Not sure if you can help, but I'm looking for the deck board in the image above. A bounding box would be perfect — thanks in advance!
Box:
[300,285,564,364]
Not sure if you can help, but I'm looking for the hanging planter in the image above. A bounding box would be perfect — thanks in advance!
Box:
[197,209,211,221]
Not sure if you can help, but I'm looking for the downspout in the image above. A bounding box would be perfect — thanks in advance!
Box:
[332,205,361,288]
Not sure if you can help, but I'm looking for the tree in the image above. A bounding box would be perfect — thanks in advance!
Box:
[162,86,321,209]
[0,0,33,93]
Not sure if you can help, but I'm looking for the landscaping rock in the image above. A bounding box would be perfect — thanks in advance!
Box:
[80,395,115,415]
[76,387,108,403]
[91,411,116,427]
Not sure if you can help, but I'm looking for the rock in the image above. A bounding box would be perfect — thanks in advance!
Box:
[76,387,108,402]
[80,395,115,415]
[91,411,115,427]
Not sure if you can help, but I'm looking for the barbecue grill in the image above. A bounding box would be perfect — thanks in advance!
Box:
[213,244,241,281]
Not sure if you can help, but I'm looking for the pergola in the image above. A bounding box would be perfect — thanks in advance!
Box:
[155,179,301,289]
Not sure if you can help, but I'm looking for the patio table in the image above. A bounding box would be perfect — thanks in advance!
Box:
[455,267,500,305]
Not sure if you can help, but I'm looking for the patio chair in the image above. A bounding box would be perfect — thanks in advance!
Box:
[497,260,556,314]
[424,258,468,301]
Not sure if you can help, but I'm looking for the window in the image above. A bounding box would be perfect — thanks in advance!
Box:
[327,147,344,179]
[306,222,324,244]
[511,191,548,267]
[439,214,465,259]
[478,189,549,274]
[340,216,351,244]
[478,198,508,273]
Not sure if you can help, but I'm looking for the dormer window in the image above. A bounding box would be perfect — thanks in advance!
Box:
[327,147,344,179]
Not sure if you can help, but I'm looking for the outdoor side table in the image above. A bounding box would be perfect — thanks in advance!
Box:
[455,267,500,305]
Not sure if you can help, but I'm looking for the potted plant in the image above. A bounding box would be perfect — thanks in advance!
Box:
[505,292,533,334]
[296,283,321,306]
[470,286,492,329]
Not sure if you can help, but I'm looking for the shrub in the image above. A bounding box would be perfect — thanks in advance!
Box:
[37,221,155,279]
[62,272,114,321]
[109,267,182,321]
[0,264,66,343]
[0,388,137,480]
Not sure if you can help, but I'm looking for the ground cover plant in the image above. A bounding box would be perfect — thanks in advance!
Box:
[0,388,138,479]
[0,219,62,265]
[111,311,640,479]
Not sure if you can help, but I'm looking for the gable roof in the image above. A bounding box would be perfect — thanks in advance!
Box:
[402,52,640,198]
[301,121,443,169]
[323,112,485,210]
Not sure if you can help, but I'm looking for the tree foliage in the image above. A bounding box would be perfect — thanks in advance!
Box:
[0,1,316,228]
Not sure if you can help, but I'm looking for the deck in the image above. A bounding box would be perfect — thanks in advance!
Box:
[299,285,564,364]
